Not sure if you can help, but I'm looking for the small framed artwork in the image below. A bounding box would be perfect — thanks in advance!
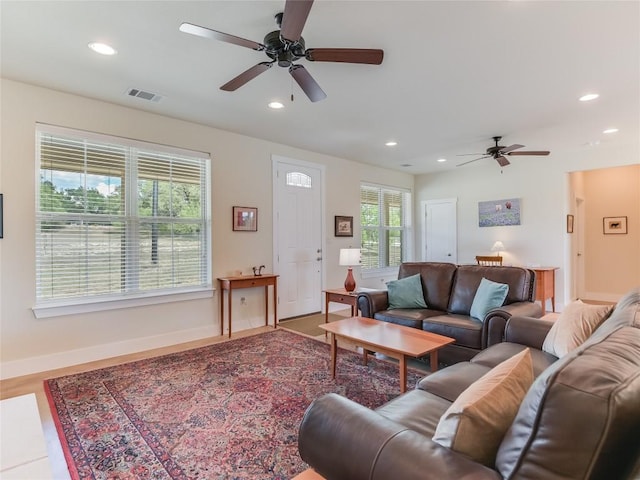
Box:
[335,215,353,237]
[603,216,627,235]
[0,194,3,238]
[233,206,257,232]
[566,214,574,234]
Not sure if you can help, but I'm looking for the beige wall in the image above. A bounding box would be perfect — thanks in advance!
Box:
[0,79,413,377]
[581,165,640,297]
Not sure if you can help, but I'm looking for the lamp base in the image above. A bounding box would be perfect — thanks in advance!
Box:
[344,267,356,293]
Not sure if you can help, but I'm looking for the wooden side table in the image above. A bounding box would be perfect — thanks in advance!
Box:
[324,288,359,324]
[217,274,279,338]
[532,267,559,313]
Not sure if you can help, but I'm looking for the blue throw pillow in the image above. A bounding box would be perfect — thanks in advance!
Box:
[386,274,428,309]
[470,278,509,321]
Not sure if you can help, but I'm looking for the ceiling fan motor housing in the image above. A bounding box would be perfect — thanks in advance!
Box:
[263,30,305,67]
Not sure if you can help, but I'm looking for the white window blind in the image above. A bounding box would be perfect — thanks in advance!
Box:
[35,125,211,310]
[360,183,411,270]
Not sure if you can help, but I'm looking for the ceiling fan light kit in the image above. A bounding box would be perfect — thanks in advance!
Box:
[180,0,383,103]
[456,136,550,168]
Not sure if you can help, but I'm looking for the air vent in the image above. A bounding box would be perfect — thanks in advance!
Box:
[400,164,413,167]
[126,88,163,103]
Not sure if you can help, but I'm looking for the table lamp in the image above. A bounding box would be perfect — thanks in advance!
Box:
[491,241,505,257]
[339,248,361,293]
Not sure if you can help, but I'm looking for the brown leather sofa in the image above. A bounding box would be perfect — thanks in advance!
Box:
[357,262,542,364]
[299,289,640,480]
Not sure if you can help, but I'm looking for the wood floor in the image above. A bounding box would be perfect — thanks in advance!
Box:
[0,325,274,479]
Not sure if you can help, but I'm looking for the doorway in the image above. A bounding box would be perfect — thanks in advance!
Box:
[422,198,458,263]
[272,156,324,319]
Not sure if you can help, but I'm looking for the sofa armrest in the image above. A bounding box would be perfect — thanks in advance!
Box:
[298,393,500,480]
[483,301,544,347]
[504,315,554,349]
[357,290,388,318]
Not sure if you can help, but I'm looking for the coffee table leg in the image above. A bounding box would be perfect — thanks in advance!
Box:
[362,348,368,366]
[330,333,337,379]
[430,350,439,373]
[399,355,407,393]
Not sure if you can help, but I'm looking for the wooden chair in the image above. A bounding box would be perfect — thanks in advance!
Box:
[476,255,503,266]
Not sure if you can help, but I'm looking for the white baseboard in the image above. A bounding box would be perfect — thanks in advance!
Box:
[0,325,217,380]
[581,291,623,303]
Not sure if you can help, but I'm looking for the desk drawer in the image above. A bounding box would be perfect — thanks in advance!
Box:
[230,278,272,289]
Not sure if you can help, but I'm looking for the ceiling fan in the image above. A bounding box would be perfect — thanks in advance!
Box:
[179,0,384,102]
[457,136,551,167]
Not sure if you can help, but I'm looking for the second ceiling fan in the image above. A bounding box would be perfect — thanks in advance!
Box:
[179,0,384,102]
[457,136,551,168]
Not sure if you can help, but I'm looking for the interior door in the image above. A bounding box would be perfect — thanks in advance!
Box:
[423,198,457,263]
[274,158,323,319]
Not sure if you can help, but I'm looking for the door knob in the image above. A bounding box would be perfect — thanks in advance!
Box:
[317,257,322,261]
[317,248,322,253]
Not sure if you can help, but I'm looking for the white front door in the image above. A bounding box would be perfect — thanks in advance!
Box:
[273,157,323,319]
[423,198,457,263]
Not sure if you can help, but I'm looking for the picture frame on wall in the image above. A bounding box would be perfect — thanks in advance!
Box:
[233,206,257,232]
[603,216,627,235]
[0,194,3,239]
[334,215,353,237]
[566,214,574,234]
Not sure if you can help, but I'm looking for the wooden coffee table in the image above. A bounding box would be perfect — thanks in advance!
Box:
[319,317,455,392]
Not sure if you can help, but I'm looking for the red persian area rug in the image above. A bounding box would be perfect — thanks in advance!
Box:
[45,329,425,480]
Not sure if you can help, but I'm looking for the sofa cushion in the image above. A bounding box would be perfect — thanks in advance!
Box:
[470,278,509,321]
[398,262,458,312]
[422,314,483,349]
[471,342,557,376]
[386,273,428,309]
[374,308,445,329]
[433,348,534,467]
[417,362,492,402]
[376,389,451,438]
[542,300,613,357]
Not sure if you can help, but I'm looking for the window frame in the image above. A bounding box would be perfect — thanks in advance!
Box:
[360,182,412,277]
[33,124,212,319]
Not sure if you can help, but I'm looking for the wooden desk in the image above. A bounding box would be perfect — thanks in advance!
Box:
[218,274,279,338]
[532,267,558,313]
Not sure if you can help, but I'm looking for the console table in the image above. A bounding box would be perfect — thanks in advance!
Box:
[532,267,559,313]
[217,274,279,338]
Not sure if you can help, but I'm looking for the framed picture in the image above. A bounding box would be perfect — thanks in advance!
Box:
[478,198,521,227]
[0,194,3,239]
[233,206,257,232]
[603,216,627,235]
[335,215,353,237]
[566,214,574,234]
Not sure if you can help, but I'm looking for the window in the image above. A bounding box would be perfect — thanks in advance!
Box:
[360,183,411,271]
[35,125,211,316]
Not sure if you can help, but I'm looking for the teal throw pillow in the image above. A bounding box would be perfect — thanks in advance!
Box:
[470,278,509,321]
[386,274,427,309]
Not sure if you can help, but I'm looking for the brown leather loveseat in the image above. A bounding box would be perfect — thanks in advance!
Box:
[299,288,640,480]
[357,262,542,364]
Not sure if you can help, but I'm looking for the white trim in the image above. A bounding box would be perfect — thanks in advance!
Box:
[33,288,214,319]
[0,324,218,380]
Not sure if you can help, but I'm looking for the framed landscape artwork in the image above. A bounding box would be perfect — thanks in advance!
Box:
[603,216,627,234]
[335,216,353,237]
[478,198,521,227]
[233,206,257,231]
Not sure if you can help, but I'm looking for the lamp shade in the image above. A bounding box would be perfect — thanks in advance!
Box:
[339,248,361,266]
[491,241,505,253]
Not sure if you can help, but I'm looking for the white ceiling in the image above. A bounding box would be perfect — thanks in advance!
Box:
[1,1,638,174]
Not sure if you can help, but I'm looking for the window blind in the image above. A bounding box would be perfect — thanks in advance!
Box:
[36,125,211,306]
[360,183,410,270]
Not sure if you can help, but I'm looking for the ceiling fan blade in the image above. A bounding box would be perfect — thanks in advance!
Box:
[496,156,510,167]
[305,48,384,65]
[281,0,314,43]
[179,22,265,51]
[456,155,490,167]
[289,64,326,102]
[456,152,486,156]
[507,150,551,156]
[499,143,524,154]
[220,62,273,91]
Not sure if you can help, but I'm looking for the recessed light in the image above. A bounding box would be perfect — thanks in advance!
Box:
[579,93,599,102]
[385,141,398,147]
[437,158,447,163]
[268,101,284,109]
[603,128,619,134]
[88,42,117,55]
